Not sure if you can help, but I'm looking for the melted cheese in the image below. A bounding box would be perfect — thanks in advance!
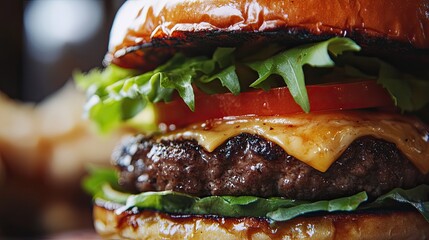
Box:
[159,112,429,173]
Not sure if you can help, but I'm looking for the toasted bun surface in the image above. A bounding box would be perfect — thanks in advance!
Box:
[107,0,429,69]
[94,203,429,240]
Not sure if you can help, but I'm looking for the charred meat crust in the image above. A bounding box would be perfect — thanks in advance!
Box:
[114,134,429,201]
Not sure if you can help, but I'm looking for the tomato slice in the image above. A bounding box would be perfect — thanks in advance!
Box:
[155,80,395,127]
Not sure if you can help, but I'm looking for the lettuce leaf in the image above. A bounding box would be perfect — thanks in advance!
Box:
[247,37,360,112]
[75,48,238,132]
[75,38,360,132]
[84,168,429,222]
[363,185,429,222]
[339,55,429,111]
[75,38,429,132]
[74,64,137,94]
[267,192,367,221]
[82,166,121,196]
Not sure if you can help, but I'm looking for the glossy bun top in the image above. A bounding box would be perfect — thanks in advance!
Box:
[107,0,429,70]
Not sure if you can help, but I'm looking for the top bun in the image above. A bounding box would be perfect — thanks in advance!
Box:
[106,0,429,70]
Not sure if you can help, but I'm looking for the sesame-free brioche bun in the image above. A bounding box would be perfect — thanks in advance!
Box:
[94,202,429,240]
[107,0,429,70]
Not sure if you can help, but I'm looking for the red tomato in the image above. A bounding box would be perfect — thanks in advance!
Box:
[155,80,395,127]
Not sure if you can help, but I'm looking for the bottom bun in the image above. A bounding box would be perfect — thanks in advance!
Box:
[93,202,429,240]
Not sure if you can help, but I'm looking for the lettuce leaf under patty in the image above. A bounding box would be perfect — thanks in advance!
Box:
[83,167,429,222]
[75,38,429,132]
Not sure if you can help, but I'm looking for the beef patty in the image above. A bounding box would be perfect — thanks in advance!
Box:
[114,133,428,200]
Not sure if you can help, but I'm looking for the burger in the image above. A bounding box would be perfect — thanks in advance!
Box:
[77,0,429,239]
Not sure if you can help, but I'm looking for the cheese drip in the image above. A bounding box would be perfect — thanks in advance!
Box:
[159,112,429,173]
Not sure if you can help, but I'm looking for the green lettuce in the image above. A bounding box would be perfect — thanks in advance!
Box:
[75,48,239,132]
[363,185,429,222]
[75,38,429,132]
[338,55,429,111]
[247,37,360,112]
[83,168,429,222]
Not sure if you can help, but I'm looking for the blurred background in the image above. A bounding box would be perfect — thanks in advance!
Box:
[2,1,427,239]
[0,0,129,238]
[2,0,124,102]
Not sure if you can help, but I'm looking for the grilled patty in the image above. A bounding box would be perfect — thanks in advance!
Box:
[114,134,428,200]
